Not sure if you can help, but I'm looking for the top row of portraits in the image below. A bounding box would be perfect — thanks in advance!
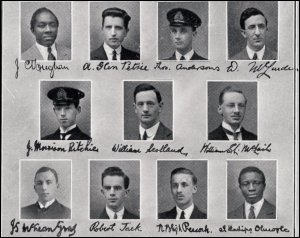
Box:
[20,1,279,62]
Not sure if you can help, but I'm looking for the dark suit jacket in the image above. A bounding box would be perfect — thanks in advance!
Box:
[158,205,207,219]
[21,43,71,61]
[99,208,139,219]
[164,51,207,60]
[228,199,276,219]
[91,45,140,60]
[208,124,257,140]
[21,200,71,219]
[42,126,91,140]
[231,47,277,60]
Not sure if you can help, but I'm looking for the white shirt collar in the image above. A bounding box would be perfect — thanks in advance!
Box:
[106,206,125,220]
[36,42,57,60]
[175,49,194,60]
[222,121,242,141]
[38,198,55,209]
[139,122,160,140]
[176,203,194,219]
[245,198,265,219]
[103,42,121,61]
[246,45,265,60]
[59,124,77,140]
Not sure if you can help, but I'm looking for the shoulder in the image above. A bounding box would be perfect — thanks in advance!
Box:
[260,199,276,217]
[21,203,38,218]
[208,125,226,140]
[21,203,38,212]
[21,44,40,60]
[54,201,71,217]
[155,123,173,140]
[158,207,176,219]
[99,209,109,219]
[121,47,140,60]
[191,205,207,219]
[163,53,176,60]
[231,48,249,60]
[192,52,207,60]
[264,47,278,60]
[228,204,244,219]
[241,128,257,140]
[91,45,107,60]
[42,129,60,140]
[72,127,91,140]
[56,43,71,59]
[124,209,139,219]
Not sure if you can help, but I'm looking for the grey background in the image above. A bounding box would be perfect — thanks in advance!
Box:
[20,160,72,218]
[207,81,257,138]
[90,2,140,55]
[124,81,173,140]
[158,2,209,60]
[227,160,277,217]
[157,160,207,217]
[40,81,91,139]
[89,160,140,219]
[227,1,278,59]
[21,2,72,55]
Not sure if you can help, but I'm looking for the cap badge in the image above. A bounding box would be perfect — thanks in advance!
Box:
[174,11,184,22]
[57,88,67,100]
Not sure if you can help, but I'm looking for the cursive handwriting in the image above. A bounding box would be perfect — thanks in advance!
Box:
[157,222,211,235]
[146,143,188,156]
[90,222,116,232]
[112,144,141,153]
[200,143,240,155]
[219,224,290,234]
[119,222,142,232]
[176,63,220,71]
[241,143,271,155]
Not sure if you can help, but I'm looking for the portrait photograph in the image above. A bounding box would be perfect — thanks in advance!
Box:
[89,160,140,219]
[157,160,207,219]
[158,1,209,61]
[227,160,277,219]
[90,1,140,61]
[20,159,72,219]
[20,1,72,61]
[40,80,91,140]
[207,81,258,141]
[227,1,278,60]
[123,80,173,141]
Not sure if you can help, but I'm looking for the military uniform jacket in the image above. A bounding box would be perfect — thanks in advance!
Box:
[42,126,91,140]
[99,208,139,219]
[21,43,71,61]
[21,200,71,219]
[91,45,140,60]
[164,51,207,60]
[208,124,257,140]
[231,47,277,60]
[228,199,276,219]
[158,205,207,219]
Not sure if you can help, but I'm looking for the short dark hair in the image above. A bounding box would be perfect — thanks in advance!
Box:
[240,7,268,30]
[219,86,247,105]
[134,83,162,103]
[101,166,130,189]
[30,7,59,32]
[170,167,197,185]
[238,166,266,186]
[34,166,58,184]
[102,7,131,30]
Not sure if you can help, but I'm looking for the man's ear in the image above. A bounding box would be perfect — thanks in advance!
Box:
[124,188,130,197]
[159,101,164,113]
[217,105,223,116]
[193,185,198,194]
[77,106,81,114]
[192,30,197,37]
[240,29,247,38]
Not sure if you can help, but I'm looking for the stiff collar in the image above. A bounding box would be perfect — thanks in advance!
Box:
[175,49,194,60]
[176,203,194,219]
[245,198,264,219]
[38,199,55,209]
[222,121,241,133]
[36,42,57,60]
[103,42,121,59]
[139,122,160,140]
[60,124,77,133]
[246,45,265,60]
[106,206,125,219]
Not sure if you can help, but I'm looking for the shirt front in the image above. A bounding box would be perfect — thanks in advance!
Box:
[103,42,121,61]
[246,45,265,60]
[60,124,77,140]
[245,198,264,219]
[175,203,194,219]
[222,121,242,141]
[175,49,195,61]
[139,122,160,141]
[38,198,55,209]
[106,206,125,219]
[36,42,57,60]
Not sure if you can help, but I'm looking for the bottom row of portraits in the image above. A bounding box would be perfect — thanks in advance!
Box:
[20,160,276,220]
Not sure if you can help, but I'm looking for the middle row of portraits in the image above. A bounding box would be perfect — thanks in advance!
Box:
[40,80,257,141]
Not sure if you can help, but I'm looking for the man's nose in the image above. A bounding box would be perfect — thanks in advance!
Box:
[177,185,182,193]
[254,26,261,35]
[248,183,255,190]
[111,27,116,36]
[45,24,51,32]
[42,183,47,190]
[233,104,240,112]
[175,32,181,39]
[60,108,66,116]
[142,104,149,112]
[109,187,116,195]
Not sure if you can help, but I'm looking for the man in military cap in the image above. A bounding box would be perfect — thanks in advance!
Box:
[164,8,207,60]
[91,7,140,60]
[42,87,91,140]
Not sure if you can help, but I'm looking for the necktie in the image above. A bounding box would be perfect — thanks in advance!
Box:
[252,53,258,60]
[179,211,185,219]
[142,131,148,140]
[114,212,118,219]
[112,50,117,60]
[222,128,240,140]
[180,55,185,60]
[248,206,255,219]
[47,47,56,60]
[60,130,74,140]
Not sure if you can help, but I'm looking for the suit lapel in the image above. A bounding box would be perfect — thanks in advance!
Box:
[32,44,44,60]
[257,200,275,219]
[218,125,229,140]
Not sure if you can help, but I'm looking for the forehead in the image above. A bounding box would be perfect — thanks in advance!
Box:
[35,171,56,181]
[170,26,193,31]
[240,171,263,181]
[245,14,266,26]
[171,173,193,183]
[35,11,57,22]
[103,175,124,186]
[103,16,124,26]
[222,92,246,104]
[135,90,158,102]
